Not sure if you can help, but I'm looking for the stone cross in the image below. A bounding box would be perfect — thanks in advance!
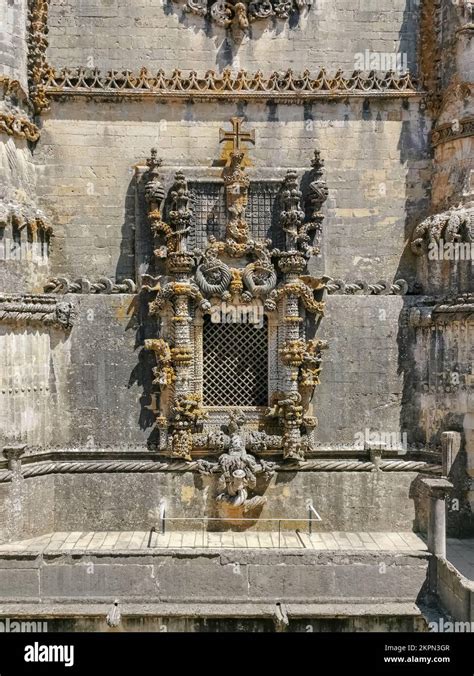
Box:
[219,117,255,152]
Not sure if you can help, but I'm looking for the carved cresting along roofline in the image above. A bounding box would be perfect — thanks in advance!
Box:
[42,67,420,104]
[26,0,421,112]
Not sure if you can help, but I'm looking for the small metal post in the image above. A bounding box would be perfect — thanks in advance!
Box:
[159,499,166,535]
[278,520,281,548]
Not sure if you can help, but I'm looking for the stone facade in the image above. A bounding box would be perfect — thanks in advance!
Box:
[0,0,473,628]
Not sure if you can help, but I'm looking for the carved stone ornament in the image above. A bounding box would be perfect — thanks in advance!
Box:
[26,1,419,116]
[196,410,276,514]
[411,206,474,255]
[141,118,329,461]
[174,0,311,35]
[0,295,75,329]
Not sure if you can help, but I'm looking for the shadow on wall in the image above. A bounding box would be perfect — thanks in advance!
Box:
[395,0,434,461]
[116,172,138,281]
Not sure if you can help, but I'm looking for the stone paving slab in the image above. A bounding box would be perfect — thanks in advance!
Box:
[0,531,431,553]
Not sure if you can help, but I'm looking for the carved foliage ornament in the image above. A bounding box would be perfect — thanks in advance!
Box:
[411,206,474,255]
[175,0,310,33]
[0,113,40,143]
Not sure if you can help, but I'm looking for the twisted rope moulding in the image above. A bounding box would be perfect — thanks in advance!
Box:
[0,458,442,482]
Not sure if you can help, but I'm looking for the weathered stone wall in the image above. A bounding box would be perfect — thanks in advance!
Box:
[2,0,472,549]
[45,0,420,74]
[49,469,420,532]
[0,548,430,605]
[0,0,28,88]
[0,294,418,449]
[0,325,72,448]
[34,98,430,284]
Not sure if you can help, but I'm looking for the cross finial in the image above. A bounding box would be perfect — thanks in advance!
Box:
[219,117,255,153]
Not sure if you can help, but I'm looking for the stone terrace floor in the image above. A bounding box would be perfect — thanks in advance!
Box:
[0,530,430,552]
[0,533,472,578]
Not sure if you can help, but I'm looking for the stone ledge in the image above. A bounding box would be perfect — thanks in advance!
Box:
[0,601,425,619]
[0,548,430,605]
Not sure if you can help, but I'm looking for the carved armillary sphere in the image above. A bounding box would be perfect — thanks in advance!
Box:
[174,0,310,33]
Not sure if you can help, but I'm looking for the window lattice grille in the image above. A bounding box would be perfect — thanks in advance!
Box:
[247,183,284,247]
[189,183,226,250]
[202,316,268,406]
[188,182,283,249]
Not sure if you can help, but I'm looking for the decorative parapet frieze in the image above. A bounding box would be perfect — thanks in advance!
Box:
[26,1,420,112]
[0,295,75,329]
[41,67,420,105]
[431,116,474,147]
[44,277,136,294]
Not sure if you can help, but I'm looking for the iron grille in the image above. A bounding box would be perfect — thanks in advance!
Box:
[247,183,284,248]
[189,182,226,250]
[188,181,283,249]
[202,316,268,406]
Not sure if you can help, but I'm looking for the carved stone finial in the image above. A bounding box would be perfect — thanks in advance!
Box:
[145,148,165,211]
[146,148,162,172]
